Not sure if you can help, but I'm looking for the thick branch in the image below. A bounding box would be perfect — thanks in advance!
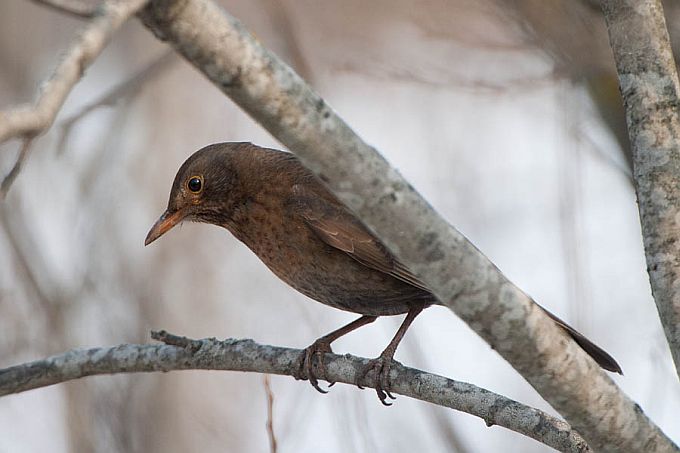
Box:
[138,2,677,451]
[0,331,590,453]
[601,0,680,379]
[0,0,148,145]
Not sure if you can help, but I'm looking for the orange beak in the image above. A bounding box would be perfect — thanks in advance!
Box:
[145,209,186,246]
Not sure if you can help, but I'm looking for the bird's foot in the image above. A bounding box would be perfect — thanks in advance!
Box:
[295,339,335,394]
[358,354,397,406]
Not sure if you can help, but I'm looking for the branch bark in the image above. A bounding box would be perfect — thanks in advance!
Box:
[0,331,591,453]
[600,0,680,380]
[138,2,677,452]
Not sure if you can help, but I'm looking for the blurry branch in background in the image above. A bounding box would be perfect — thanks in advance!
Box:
[138,1,677,451]
[263,375,277,453]
[501,0,678,182]
[0,0,148,195]
[31,0,99,18]
[261,0,313,83]
[56,51,176,155]
[335,60,564,94]
[496,1,636,175]
[0,331,592,453]
[601,0,680,381]
[0,203,67,329]
[0,138,33,198]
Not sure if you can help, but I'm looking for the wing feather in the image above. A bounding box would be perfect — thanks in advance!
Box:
[292,184,430,292]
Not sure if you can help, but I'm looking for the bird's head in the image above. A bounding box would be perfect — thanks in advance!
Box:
[145,143,244,246]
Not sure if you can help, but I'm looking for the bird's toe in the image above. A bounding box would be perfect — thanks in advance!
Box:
[296,340,334,394]
[358,356,397,405]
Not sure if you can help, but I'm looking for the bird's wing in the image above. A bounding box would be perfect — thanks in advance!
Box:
[292,184,430,292]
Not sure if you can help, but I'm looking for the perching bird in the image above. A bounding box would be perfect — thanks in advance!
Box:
[145,142,622,404]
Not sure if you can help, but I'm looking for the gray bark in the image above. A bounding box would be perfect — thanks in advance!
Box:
[0,332,591,453]
[601,0,680,380]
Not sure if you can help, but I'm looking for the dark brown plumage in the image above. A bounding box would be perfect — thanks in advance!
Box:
[145,142,622,403]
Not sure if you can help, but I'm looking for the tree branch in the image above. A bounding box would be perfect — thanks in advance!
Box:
[601,0,680,380]
[0,0,148,146]
[31,0,100,18]
[262,374,277,453]
[0,138,34,198]
[55,50,176,156]
[0,331,591,453]
[138,2,677,451]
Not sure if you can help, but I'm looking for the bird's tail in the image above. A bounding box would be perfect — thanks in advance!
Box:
[538,304,623,374]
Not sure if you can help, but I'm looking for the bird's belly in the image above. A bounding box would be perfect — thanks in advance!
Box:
[252,236,434,316]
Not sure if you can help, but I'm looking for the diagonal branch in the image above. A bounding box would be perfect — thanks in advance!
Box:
[0,138,34,198]
[0,0,148,146]
[55,51,176,155]
[138,2,677,451]
[0,331,591,453]
[31,0,100,18]
[601,0,680,380]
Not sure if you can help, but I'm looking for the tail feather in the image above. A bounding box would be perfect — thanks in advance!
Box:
[539,305,623,375]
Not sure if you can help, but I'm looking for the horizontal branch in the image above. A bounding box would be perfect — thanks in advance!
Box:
[138,2,677,451]
[0,331,590,453]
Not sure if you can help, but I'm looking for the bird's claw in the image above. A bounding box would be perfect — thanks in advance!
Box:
[358,355,397,406]
[296,340,334,394]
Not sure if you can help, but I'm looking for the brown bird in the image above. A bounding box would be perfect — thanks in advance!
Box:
[145,142,622,404]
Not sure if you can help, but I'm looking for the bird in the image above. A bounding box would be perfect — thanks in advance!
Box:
[145,142,622,404]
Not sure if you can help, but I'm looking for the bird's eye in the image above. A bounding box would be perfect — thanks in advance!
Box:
[188,176,203,193]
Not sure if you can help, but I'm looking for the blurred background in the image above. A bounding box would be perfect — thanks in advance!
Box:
[1,0,680,451]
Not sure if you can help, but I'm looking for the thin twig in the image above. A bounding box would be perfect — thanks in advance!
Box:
[56,51,175,155]
[31,0,100,18]
[0,0,149,144]
[0,330,591,453]
[263,375,277,453]
[1,138,34,198]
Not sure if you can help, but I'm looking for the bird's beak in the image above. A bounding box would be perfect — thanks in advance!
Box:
[145,209,186,246]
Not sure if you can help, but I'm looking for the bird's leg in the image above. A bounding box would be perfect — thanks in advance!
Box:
[296,315,378,393]
[359,305,425,405]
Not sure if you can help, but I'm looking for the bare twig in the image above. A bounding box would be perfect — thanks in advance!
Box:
[56,51,175,155]
[138,2,677,451]
[601,0,680,381]
[0,331,591,453]
[31,0,100,18]
[0,0,149,145]
[334,62,564,94]
[263,375,277,453]
[1,138,34,198]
